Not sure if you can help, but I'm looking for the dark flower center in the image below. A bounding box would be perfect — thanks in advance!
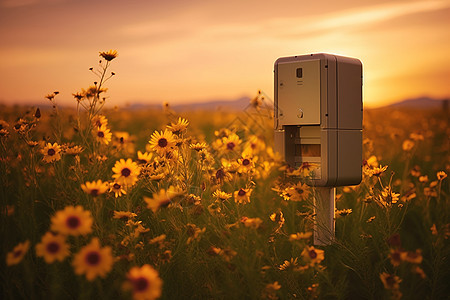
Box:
[113,183,121,189]
[392,252,401,261]
[85,251,100,266]
[66,216,81,229]
[133,277,149,292]
[46,242,60,254]
[309,250,317,259]
[238,189,246,196]
[97,131,105,138]
[90,189,99,197]
[48,148,56,156]
[215,169,225,180]
[386,275,396,287]
[242,159,250,166]
[296,188,304,195]
[158,138,168,148]
[13,250,23,258]
[121,168,131,177]
[226,142,235,150]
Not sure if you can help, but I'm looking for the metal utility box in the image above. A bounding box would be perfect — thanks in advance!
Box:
[274,53,363,187]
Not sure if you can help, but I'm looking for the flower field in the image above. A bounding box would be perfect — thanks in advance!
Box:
[1,52,449,299]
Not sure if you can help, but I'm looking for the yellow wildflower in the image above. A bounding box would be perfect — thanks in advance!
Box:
[50,205,93,236]
[137,151,153,164]
[380,272,402,290]
[125,264,163,300]
[144,186,180,213]
[437,171,447,181]
[289,232,313,241]
[149,130,176,155]
[402,139,415,151]
[241,217,263,229]
[112,158,140,187]
[6,240,30,266]
[167,117,189,134]
[301,246,325,267]
[41,142,62,163]
[234,188,252,204]
[35,232,70,264]
[212,189,232,202]
[81,180,109,197]
[72,238,114,281]
[99,50,118,61]
[113,211,137,220]
[94,124,112,145]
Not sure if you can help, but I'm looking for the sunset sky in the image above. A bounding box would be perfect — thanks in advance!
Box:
[0,0,449,108]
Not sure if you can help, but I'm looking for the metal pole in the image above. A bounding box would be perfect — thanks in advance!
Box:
[313,187,335,245]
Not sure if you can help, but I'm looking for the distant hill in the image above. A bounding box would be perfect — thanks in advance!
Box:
[125,96,252,112]
[126,96,447,112]
[385,97,448,109]
[2,96,448,112]
[172,97,251,112]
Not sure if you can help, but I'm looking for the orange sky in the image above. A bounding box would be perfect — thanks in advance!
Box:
[0,0,449,108]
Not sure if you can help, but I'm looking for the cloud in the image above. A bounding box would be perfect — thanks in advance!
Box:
[0,0,37,7]
[266,0,450,38]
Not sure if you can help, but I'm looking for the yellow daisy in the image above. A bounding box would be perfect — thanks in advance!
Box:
[402,139,415,152]
[112,158,140,187]
[437,171,447,181]
[242,135,265,156]
[241,217,263,229]
[400,249,423,264]
[73,237,114,281]
[237,155,255,173]
[95,124,112,145]
[6,240,30,266]
[81,180,109,197]
[41,142,62,163]
[125,264,163,300]
[371,165,388,177]
[110,181,127,198]
[278,257,298,271]
[35,232,70,264]
[91,115,108,128]
[214,167,233,184]
[148,130,176,155]
[289,232,313,241]
[379,272,402,290]
[113,211,137,220]
[301,246,325,267]
[212,189,232,202]
[83,85,107,99]
[335,208,352,217]
[222,133,241,152]
[167,117,189,135]
[189,142,207,152]
[144,186,180,213]
[99,50,118,61]
[186,223,206,244]
[234,188,252,204]
[284,182,310,202]
[64,145,84,156]
[50,205,93,236]
[137,151,153,164]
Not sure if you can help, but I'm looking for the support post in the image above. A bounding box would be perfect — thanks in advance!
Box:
[313,187,336,245]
